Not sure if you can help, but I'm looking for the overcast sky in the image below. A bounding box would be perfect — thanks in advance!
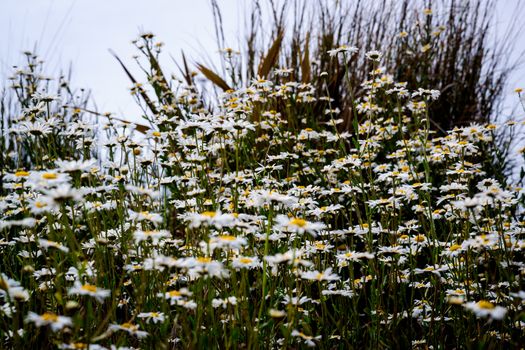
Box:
[1,0,524,122]
[0,0,242,119]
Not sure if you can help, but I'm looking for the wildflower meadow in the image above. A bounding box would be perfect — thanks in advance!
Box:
[1,1,525,349]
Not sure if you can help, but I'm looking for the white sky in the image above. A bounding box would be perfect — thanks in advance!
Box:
[0,0,241,119]
[1,0,524,122]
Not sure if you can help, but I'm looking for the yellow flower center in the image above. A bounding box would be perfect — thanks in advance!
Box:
[219,235,236,241]
[414,234,426,242]
[121,322,137,330]
[197,257,212,263]
[477,300,495,309]
[239,258,253,264]
[81,284,98,293]
[168,290,182,297]
[15,170,30,177]
[289,218,307,228]
[201,211,216,218]
[42,173,57,180]
[152,131,161,137]
[41,312,59,322]
[449,244,462,251]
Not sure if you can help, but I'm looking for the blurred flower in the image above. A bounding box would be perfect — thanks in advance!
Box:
[274,215,326,235]
[108,322,149,338]
[327,45,358,57]
[365,50,382,61]
[26,312,72,332]
[68,282,111,303]
[463,300,507,320]
[137,311,165,324]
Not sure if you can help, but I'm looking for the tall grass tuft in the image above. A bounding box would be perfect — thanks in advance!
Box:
[195,0,520,181]
[208,0,516,126]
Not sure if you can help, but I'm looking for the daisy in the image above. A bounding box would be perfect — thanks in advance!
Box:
[158,288,192,305]
[108,322,149,338]
[3,170,30,182]
[231,256,261,270]
[365,50,382,61]
[184,211,236,228]
[291,330,322,347]
[463,300,507,320]
[208,234,247,251]
[274,215,326,235]
[301,268,340,282]
[27,171,71,188]
[246,190,298,209]
[327,45,358,57]
[16,119,53,136]
[68,282,111,303]
[336,251,375,265]
[133,229,171,245]
[41,185,84,207]
[211,296,238,309]
[184,257,230,279]
[0,218,37,230]
[25,312,72,332]
[137,311,166,324]
[28,198,52,214]
[128,209,163,224]
[38,239,69,253]
[54,159,96,173]
[0,274,30,301]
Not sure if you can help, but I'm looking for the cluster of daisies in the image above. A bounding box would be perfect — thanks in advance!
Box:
[1,46,524,349]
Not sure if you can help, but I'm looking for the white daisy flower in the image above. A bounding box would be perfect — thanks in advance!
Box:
[300,268,340,282]
[38,239,69,253]
[108,322,149,338]
[463,300,507,320]
[274,215,326,235]
[291,329,322,347]
[231,256,261,270]
[184,211,236,228]
[327,45,358,57]
[137,311,166,324]
[208,234,248,251]
[68,282,111,303]
[128,209,163,224]
[25,312,72,332]
[365,50,382,61]
[133,229,171,245]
